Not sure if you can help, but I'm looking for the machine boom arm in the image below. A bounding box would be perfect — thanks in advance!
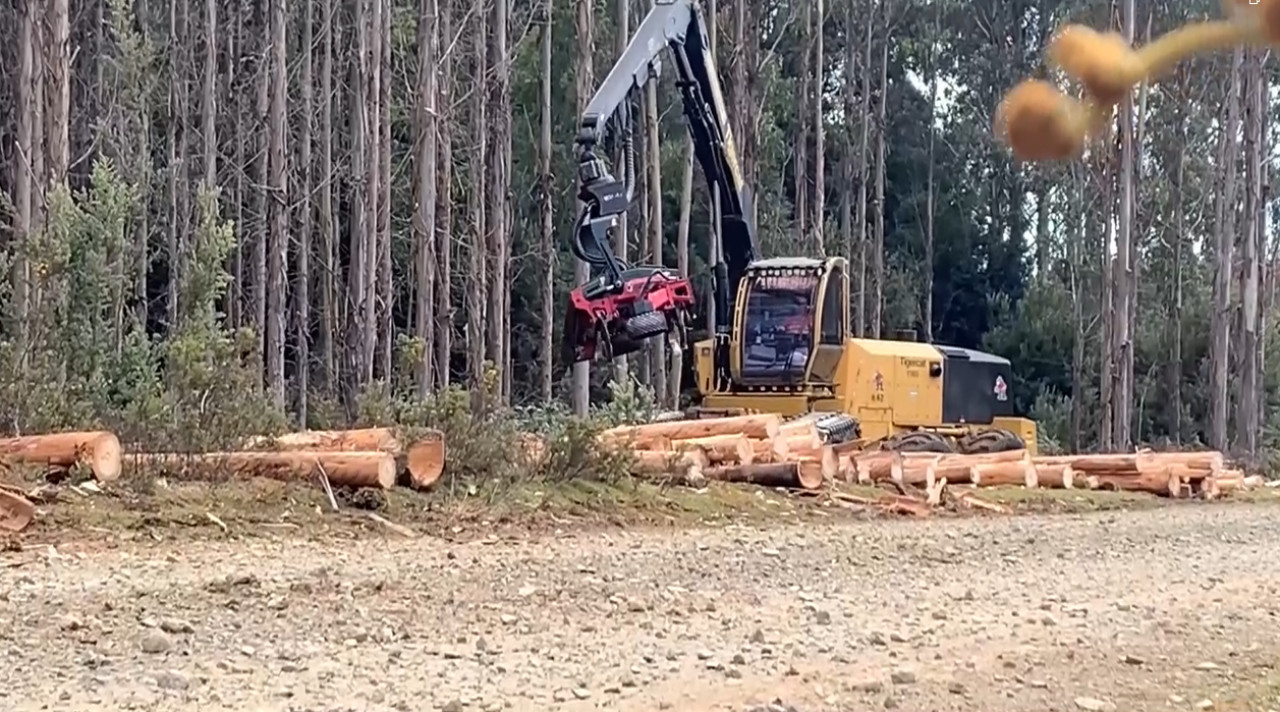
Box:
[572,0,756,330]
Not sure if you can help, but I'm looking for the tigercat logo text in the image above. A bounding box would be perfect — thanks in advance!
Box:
[900,357,927,368]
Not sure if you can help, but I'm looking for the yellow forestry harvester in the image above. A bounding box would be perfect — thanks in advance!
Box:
[561,0,1037,455]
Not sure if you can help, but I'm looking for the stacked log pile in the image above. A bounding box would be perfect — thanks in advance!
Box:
[598,414,845,490]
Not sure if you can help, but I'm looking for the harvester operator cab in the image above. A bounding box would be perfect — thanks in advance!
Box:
[731,257,849,389]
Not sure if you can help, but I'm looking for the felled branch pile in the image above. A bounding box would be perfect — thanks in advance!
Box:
[598,414,843,490]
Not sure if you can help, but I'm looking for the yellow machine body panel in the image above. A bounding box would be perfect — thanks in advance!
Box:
[841,338,943,426]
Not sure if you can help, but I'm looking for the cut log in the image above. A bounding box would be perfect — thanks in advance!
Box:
[1034,463,1075,489]
[0,489,35,532]
[1035,450,1224,479]
[127,451,397,489]
[405,429,446,490]
[748,437,789,464]
[897,461,937,490]
[601,414,783,448]
[831,439,867,456]
[855,450,902,485]
[244,427,403,453]
[781,431,824,457]
[778,414,823,438]
[1085,470,1181,497]
[969,460,1038,488]
[0,431,122,482]
[630,450,707,486]
[704,461,824,489]
[793,446,839,485]
[671,433,754,466]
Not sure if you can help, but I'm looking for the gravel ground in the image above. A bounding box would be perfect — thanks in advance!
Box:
[3,502,1279,712]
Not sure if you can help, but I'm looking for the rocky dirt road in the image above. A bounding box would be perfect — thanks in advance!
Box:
[3,502,1280,712]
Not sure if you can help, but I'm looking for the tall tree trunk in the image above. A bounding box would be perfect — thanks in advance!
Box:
[296,0,314,423]
[201,0,216,189]
[1098,142,1114,451]
[612,0,631,382]
[794,0,809,241]
[45,0,70,189]
[1209,49,1242,452]
[166,0,185,330]
[487,0,512,403]
[252,2,270,389]
[435,0,455,389]
[645,60,666,404]
[377,0,393,382]
[11,0,35,360]
[871,26,887,339]
[466,0,489,407]
[922,8,937,342]
[319,0,337,392]
[811,0,824,255]
[538,0,554,402]
[854,0,872,337]
[1169,109,1185,444]
[1111,0,1135,450]
[346,0,370,407]
[414,0,440,398]
[231,6,245,331]
[1068,163,1085,452]
[571,0,594,415]
[1236,49,1263,461]
[364,0,383,384]
[265,0,288,408]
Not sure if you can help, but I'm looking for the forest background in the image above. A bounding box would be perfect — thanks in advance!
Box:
[0,0,1275,473]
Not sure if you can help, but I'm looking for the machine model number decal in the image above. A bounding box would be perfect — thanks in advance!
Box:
[871,370,885,402]
[994,375,1009,402]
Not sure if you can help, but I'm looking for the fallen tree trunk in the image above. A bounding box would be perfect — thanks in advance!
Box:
[601,414,782,448]
[854,450,902,485]
[748,437,789,464]
[704,461,824,490]
[405,429,446,489]
[244,427,403,453]
[1035,450,1223,478]
[671,433,754,466]
[0,489,35,532]
[631,450,707,486]
[0,431,122,482]
[127,451,397,489]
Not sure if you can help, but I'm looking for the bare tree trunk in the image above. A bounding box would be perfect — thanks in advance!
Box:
[435,0,455,389]
[45,0,70,189]
[1236,49,1263,461]
[871,28,887,339]
[11,0,35,359]
[1111,0,1135,450]
[377,0,393,382]
[1169,112,1185,444]
[677,140,693,281]
[922,7,937,342]
[1209,49,1242,452]
[319,0,337,392]
[1069,163,1085,452]
[231,6,245,331]
[363,0,382,384]
[414,0,440,398]
[1098,144,1114,451]
[794,0,809,241]
[296,0,315,423]
[854,0,872,337]
[201,0,216,189]
[645,62,666,404]
[538,0,554,402]
[346,0,370,406]
[571,0,594,414]
[252,2,270,389]
[265,0,288,408]
[487,0,512,403]
[166,0,184,330]
[811,0,824,255]
[466,0,489,406]
[612,0,631,382]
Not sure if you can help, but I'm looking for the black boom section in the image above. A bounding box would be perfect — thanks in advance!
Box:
[936,345,1016,425]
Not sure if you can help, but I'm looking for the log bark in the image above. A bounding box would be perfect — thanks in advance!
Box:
[601,415,782,446]
[704,462,824,490]
[245,427,403,453]
[406,429,446,489]
[671,434,754,466]
[1035,451,1223,477]
[780,431,824,456]
[128,451,396,489]
[854,450,902,484]
[969,460,1038,488]
[0,490,36,532]
[630,450,706,486]
[0,431,122,482]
